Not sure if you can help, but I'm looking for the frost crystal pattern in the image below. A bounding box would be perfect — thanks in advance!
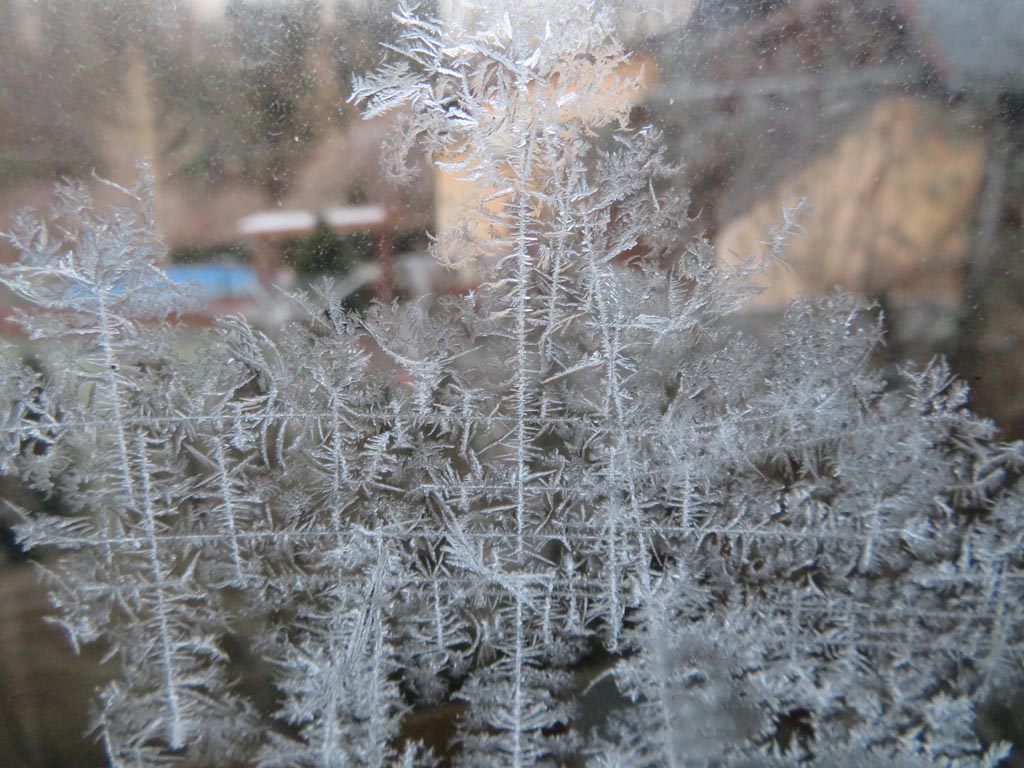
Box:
[1,3,1023,767]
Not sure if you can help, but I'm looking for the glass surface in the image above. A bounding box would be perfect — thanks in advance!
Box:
[0,1,1021,765]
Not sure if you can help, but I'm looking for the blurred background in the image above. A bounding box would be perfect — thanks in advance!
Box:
[0,0,1022,764]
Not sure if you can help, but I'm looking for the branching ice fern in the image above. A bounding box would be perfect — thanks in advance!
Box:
[2,2,1024,766]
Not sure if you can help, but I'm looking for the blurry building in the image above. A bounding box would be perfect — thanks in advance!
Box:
[645,0,1024,432]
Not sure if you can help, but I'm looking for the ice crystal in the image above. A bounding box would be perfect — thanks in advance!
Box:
[1,2,1022,766]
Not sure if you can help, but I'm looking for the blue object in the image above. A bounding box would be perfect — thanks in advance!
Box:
[166,264,260,301]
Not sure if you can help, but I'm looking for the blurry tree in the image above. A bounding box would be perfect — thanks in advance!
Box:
[226,0,321,197]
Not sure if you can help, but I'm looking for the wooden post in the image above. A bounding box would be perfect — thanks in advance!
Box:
[375,228,394,303]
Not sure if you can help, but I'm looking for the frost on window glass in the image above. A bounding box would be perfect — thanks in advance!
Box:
[1,1,1023,767]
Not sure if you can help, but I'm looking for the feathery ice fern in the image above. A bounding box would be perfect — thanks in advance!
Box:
[2,2,1023,766]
